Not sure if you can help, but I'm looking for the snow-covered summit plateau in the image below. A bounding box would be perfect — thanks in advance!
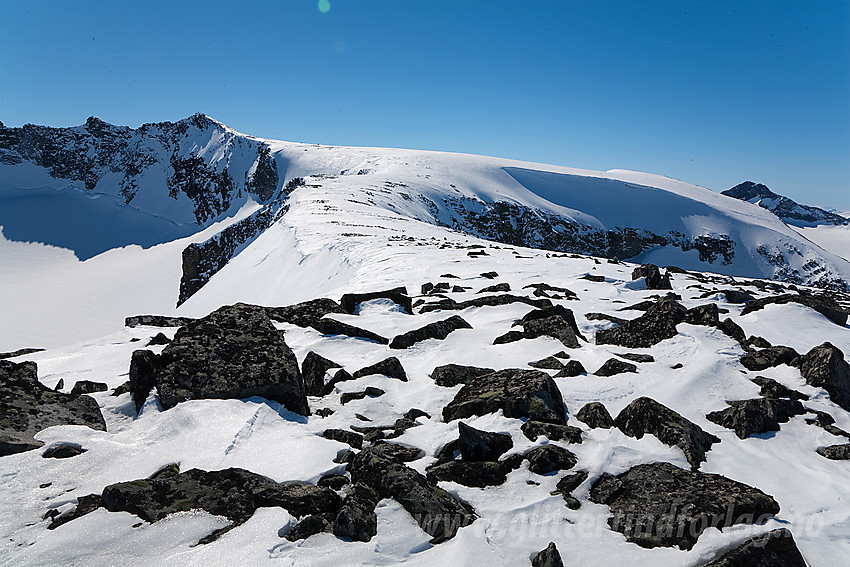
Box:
[2,115,850,566]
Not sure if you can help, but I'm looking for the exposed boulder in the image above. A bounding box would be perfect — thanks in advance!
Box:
[146,332,171,346]
[340,387,385,405]
[457,422,513,461]
[1,360,106,456]
[42,442,86,459]
[0,347,44,360]
[718,318,747,346]
[700,528,806,566]
[554,360,587,377]
[632,264,672,290]
[684,303,720,326]
[531,542,565,567]
[524,444,577,475]
[575,402,615,429]
[493,330,525,345]
[124,315,196,328]
[799,342,850,411]
[311,317,389,345]
[419,294,552,314]
[340,287,412,315]
[389,315,472,349]
[352,357,407,381]
[478,283,511,293]
[615,397,720,470]
[617,353,655,363]
[596,296,686,348]
[426,460,516,488]
[595,358,638,376]
[370,442,425,462]
[523,283,578,300]
[70,380,108,396]
[318,474,350,490]
[430,364,495,387]
[322,429,364,449]
[589,462,780,550]
[284,513,334,541]
[265,298,345,328]
[46,494,103,530]
[100,466,341,544]
[751,376,809,401]
[706,398,806,439]
[741,293,848,326]
[512,305,586,348]
[333,482,380,542]
[552,470,588,509]
[740,346,800,371]
[521,420,582,443]
[350,445,476,543]
[528,356,566,370]
[443,369,567,425]
[129,349,159,412]
[723,289,755,304]
[147,304,309,416]
[301,351,342,397]
[816,444,850,460]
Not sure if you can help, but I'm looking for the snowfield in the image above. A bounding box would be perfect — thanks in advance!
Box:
[2,116,850,566]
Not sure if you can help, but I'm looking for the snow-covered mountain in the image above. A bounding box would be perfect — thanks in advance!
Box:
[3,115,850,566]
[2,115,849,321]
[722,181,850,228]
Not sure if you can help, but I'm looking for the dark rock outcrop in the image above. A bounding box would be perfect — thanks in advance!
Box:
[125,315,196,328]
[478,283,511,293]
[554,360,587,377]
[340,287,412,315]
[458,422,513,461]
[751,376,809,401]
[430,364,495,387]
[70,380,108,396]
[352,357,407,381]
[511,305,585,348]
[100,466,341,544]
[311,317,389,345]
[350,445,476,543]
[129,349,159,412]
[740,293,848,326]
[723,180,850,227]
[524,444,577,475]
[389,315,472,349]
[532,542,565,567]
[576,402,615,429]
[443,369,567,425]
[46,494,103,530]
[596,296,686,348]
[333,482,380,542]
[595,358,638,376]
[1,360,106,456]
[301,351,343,397]
[723,289,755,304]
[615,397,720,470]
[419,294,552,314]
[322,429,364,449]
[799,342,850,411]
[700,528,807,567]
[521,420,583,444]
[42,442,86,459]
[140,304,308,416]
[146,332,171,346]
[589,462,780,550]
[632,264,672,290]
[816,444,850,460]
[528,356,566,370]
[426,460,516,488]
[740,346,800,371]
[706,398,806,439]
[265,298,345,328]
[0,347,45,360]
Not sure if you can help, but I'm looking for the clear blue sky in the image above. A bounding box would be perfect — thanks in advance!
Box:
[2,1,848,208]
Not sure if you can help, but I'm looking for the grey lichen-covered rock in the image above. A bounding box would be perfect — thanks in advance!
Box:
[146,332,171,346]
[513,305,586,348]
[684,303,720,326]
[322,429,364,449]
[799,342,850,411]
[1,360,106,456]
[524,444,578,475]
[458,422,513,461]
[265,298,345,328]
[554,360,587,377]
[70,380,108,396]
[528,356,566,370]
[389,315,472,349]
[352,357,407,381]
[430,364,495,387]
[301,351,342,397]
[553,470,589,509]
[589,462,780,550]
[148,303,309,416]
[700,528,806,566]
[478,282,511,293]
[706,398,806,439]
[816,444,850,460]
[532,541,565,567]
[350,445,476,543]
[751,376,809,401]
[741,293,848,326]
[129,349,159,412]
[311,317,389,345]
[632,264,672,290]
[425,460,516,488]
[333,482,380,542]
[340,287,412,315]
[595,358,638,376]
[740,346,800,371]
[576,402,615,429]
[718,318,747,346]
[615,397,720,470]
[100,466,341,544]
[419,294,552,314]
[284,513,335,541]
[124,315,197,328]
[443,369,567,425]
[521,420,583,443]
[596,296,687,348]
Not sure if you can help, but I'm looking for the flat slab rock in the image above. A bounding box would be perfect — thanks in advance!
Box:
[133,303,309,416]
[615,397,719,470]
[700,528,807,567]
[741,293,848,327]
[1,360,106,456]
[389,315,472,349]
[589,462,780,550]
[430,364,495,387]
[442,368,567,425]
[265,298,345,328]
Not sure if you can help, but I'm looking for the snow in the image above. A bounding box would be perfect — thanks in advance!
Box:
[795,224,850,262]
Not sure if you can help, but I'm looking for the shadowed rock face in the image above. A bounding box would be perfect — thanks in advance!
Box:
[1,360,106,456]
[138,303,309,416]
[706,398,806,439]
[740,346,801,371]
[700,528,806,566]
[799,342,850,411]
[389,315,472,349]
[740,293,848,326]
[596,296,687,348]
[589,462,780,550]
[265,299,345,328]
[615,397,720,470]
[443,369,567,425]
[340,288,412,314]
[576,402,614,429]
[430,364,495,387]
[632,264,672,290]
[532,542,565,567]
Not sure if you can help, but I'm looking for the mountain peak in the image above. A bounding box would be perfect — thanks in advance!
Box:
[722,181,849,227]
[722,181,777,201]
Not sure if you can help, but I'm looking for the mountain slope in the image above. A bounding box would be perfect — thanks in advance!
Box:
[722,181,850,228]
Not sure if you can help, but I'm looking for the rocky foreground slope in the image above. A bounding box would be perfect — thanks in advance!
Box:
[2,241,850,565]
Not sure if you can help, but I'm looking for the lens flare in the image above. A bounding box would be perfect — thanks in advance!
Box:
[318,0,330,14]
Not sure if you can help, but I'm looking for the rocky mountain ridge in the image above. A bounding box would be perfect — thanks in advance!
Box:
[722,181,849,228]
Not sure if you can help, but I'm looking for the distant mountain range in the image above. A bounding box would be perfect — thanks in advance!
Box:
[722,181,849,227]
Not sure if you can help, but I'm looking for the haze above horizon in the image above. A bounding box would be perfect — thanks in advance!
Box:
[2,1,848,208]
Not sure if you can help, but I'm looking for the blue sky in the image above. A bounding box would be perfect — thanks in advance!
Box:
[2,1,848,208]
